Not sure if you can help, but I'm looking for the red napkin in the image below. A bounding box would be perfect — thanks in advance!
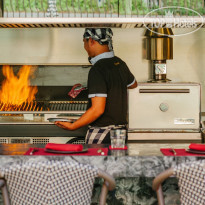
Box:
[45,143,83,151]
[189,143,205,151]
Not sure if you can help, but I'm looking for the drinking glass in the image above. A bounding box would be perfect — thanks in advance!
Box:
[110,129,126,148]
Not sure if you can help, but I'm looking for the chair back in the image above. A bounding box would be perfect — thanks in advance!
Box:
[173,160,205,205]
[153,160,205,205]
[0,160,115,205]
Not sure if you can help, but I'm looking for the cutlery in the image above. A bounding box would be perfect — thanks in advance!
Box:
[30,148,38,155]
[169,148,177,156]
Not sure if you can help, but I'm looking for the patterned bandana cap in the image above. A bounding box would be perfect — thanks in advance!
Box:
[83,28,113,51]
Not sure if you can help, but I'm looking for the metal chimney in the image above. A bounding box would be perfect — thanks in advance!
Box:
[145,28,173,82]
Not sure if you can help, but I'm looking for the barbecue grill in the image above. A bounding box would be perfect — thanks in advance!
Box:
[0,86,88,144]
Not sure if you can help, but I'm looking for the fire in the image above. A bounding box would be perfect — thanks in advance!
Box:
[0,65,39,111]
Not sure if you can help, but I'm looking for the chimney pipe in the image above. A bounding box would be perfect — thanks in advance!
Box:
[145,28,173,82]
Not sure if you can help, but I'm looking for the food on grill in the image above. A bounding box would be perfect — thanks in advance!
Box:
[68,83,86,99]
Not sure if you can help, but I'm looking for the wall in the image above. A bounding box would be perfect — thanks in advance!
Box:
[0,28,204,111]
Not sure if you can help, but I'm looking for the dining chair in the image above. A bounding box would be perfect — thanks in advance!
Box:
[152,160,205,205]
[0,160,115,205]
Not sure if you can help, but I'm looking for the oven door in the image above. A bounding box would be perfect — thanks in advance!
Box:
[128,82,200,131]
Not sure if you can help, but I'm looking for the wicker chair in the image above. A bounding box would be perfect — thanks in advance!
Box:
[0,160,115,205]
[152,160,205,205]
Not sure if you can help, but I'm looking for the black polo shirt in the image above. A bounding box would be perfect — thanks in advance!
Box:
[87,56,135,127]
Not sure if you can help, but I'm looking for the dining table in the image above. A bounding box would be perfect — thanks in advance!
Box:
[0,142,185,154]
[0,142,204,177]
[0,142,204,156]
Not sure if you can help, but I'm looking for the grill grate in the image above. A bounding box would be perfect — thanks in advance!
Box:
[0,101,45,112]
[48,101,88,111]
[0,101,88,112]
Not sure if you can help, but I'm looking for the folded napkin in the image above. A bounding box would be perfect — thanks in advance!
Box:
[45,143,83,151]
[189,143,205,151]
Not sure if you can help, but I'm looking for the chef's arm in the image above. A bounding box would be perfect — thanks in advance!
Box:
[55,97,106,130]
[128,80,138,89]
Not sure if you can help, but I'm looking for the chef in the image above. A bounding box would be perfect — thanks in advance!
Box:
[55,28,137,144]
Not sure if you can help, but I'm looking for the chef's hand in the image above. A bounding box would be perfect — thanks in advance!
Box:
[55,121,74,130]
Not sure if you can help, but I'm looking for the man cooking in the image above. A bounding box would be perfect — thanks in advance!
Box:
[55,28,137,144]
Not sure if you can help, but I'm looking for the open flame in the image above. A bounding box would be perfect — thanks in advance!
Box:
[0,65,39,111]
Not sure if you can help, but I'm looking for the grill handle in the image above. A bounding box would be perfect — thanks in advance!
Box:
[139,89,190,93]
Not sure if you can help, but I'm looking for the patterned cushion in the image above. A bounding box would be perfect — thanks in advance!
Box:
[0,160,98,205]
[173,160,205,205]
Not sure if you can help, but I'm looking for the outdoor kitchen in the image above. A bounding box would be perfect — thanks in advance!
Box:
[0,27,204,144]
[0,1,204,205]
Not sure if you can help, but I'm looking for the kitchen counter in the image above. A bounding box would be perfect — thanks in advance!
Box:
[0,143,204,205]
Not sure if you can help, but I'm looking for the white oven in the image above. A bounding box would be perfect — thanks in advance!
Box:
[128,82,201,141]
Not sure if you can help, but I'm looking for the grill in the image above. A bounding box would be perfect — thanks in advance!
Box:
[0,101,87,113]
[0,86,89,143]
[0,100,88,125]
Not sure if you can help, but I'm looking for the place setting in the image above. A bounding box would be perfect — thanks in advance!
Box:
[160,143,205,156]
[24,143,108,156]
